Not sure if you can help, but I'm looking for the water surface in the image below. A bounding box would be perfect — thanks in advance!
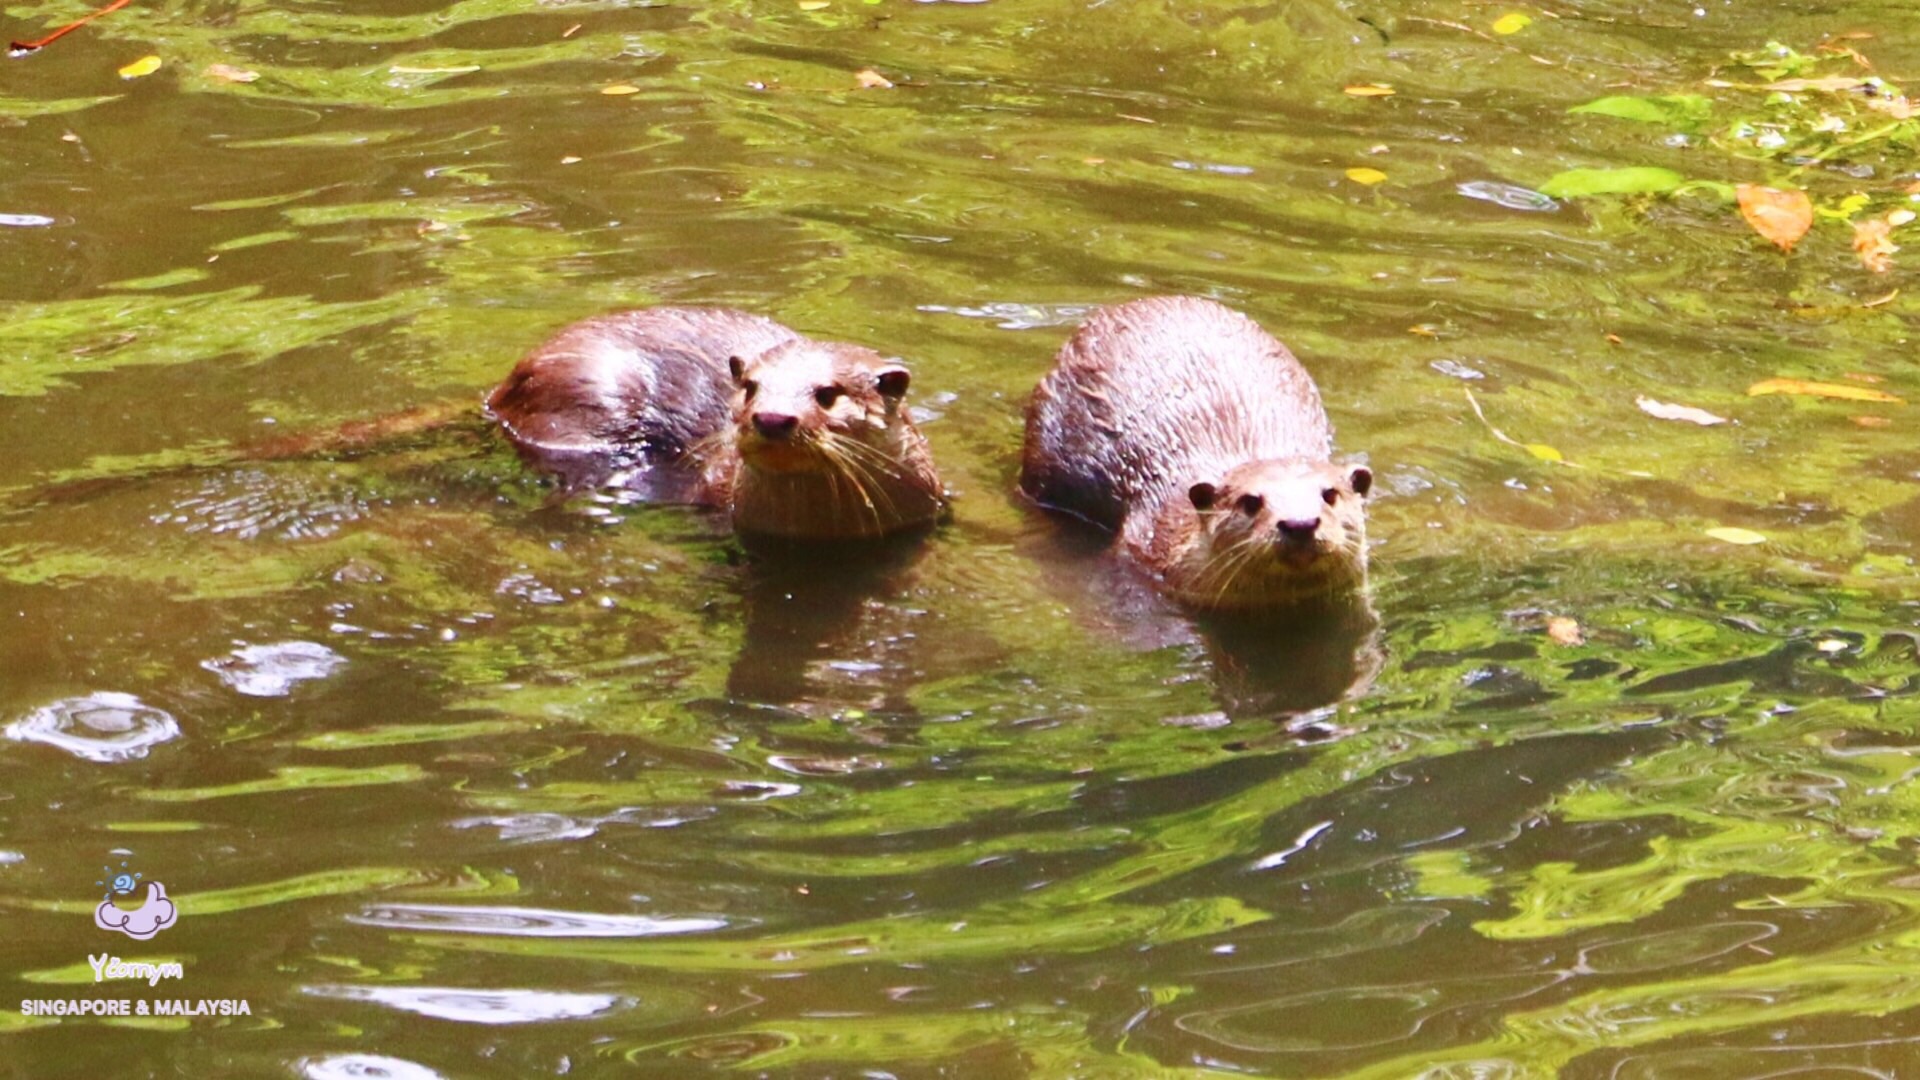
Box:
[4,0,1920,1075]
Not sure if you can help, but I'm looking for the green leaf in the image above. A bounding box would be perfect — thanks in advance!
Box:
[1539,166,1687,199]
[1570,94,1712,126]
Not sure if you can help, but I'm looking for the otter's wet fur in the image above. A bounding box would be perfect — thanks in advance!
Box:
[1020,296,1370,610]
[489,307,945,540]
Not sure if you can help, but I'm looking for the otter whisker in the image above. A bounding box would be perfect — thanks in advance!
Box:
[832,439,906,538]
[814,433,891,537]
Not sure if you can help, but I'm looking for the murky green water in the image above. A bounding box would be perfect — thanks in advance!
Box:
[5,0,1920,1075]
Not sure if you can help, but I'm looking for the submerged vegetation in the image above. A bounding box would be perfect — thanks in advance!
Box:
[1,0,1919,1075]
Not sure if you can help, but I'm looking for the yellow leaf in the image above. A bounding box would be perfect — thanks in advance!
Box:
[118,55,162,80]
[1345,167,1388,185]
[1525,443,1563,462]
[1820,192,1870,221]
[1736,184,1813,253]
[1343,84,1395,97]
[1705,527,1767,546]
[1747,378,1903,404]
[600,84,640,96]
[798,0,829,8]
[1492,12,1532,35]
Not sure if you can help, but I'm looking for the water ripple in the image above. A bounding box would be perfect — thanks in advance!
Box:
[348,903,729,938]
[297,1054,448,1080]
[4,693,180,762]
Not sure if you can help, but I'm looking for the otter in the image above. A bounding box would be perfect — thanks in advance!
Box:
[1020,296,1370,610]
[488,307,946,540]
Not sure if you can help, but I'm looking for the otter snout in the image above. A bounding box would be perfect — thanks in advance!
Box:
[752,412,800,439]
[1276,518,1319,542]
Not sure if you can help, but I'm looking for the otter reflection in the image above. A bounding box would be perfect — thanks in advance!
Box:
[1028,523,1381,722]
[1190,596,1382,720]
[722,531,933,706]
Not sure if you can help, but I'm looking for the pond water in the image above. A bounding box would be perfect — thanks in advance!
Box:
[5,0,1920,1075]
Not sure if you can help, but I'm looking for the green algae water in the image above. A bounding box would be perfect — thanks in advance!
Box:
[5,0,1920,1075]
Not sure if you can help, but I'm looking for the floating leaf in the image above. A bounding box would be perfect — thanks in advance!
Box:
[1736,184,1813,252]
[1747,378,1902,404]
[1546,617,1584,646]
[1705,527,1767,545]
[1854,217,1897,274]
[853,68,893,89]
[204,63,258,83]
[117,54,161,79]
[1344,84,1395,97]
[1491,12,1532,35]
[1636,396,1728,426]
[798,0,829,8]
[1525,443,1563,463]
[1569,94,1712,126]
[1766,75,1874,93]
[600,84,640,96]
[1345,167,1387,185]
[1891,209,1917,227]
[1854,415,1893,428]
[1538,167,1685,199]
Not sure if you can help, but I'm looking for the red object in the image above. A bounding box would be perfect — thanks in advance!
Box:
[10,0,133,54]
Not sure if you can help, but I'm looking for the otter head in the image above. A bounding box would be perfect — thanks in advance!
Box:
[1173,458,1371,608]
[728,340,913,475]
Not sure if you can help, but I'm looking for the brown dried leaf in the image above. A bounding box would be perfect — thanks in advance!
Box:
[1865,94,1919,120]
[1763,75,1874,93]
[1854,217,1898,273]
[854,67,893,89]
[1736,184,1813,253]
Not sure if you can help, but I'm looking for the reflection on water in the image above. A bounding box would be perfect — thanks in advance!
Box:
[301,985,624,1026]
[2,0,1920,1076]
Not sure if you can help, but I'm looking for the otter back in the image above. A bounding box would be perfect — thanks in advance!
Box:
[488,307,797,494]
[1020,295,1331,531]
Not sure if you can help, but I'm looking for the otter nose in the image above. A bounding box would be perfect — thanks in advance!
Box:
[1277,518,1319,542]
[752,412,799,439]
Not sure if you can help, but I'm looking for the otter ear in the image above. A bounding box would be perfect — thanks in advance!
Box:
[1348,465,1373,498]
[873,363,911,400]
[728,355,748,384]
[1188,482,1219,511]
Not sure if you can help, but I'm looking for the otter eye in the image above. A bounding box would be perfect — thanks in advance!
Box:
[1322,487,1338,506]
[814,385,844,409]
[1236,493,1264,516]
[741,380,759,401]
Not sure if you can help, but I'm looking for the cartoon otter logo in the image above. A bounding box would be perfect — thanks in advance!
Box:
[93,862,177,941]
